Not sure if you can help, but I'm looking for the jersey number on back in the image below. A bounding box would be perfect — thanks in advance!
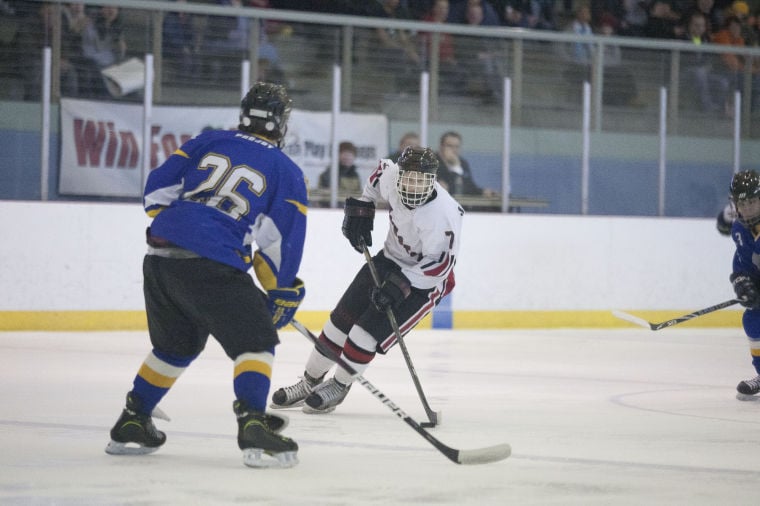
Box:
[183,153,266,220]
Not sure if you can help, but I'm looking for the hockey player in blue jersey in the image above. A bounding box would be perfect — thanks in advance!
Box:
[728,170,760,400]
[105,82,307,468]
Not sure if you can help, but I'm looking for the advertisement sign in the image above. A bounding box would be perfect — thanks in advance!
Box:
[59,99,388,197]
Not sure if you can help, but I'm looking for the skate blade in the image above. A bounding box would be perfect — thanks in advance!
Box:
[301,404,337,414]
[269,400,305,410]
[242,449,298,469]
[736,393,760,402]
[105,440,161,455]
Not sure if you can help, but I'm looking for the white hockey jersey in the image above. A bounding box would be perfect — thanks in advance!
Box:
[361,159,464,290]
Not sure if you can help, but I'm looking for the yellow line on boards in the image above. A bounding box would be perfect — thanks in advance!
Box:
[0,310,742,331]
[454,310,742,328]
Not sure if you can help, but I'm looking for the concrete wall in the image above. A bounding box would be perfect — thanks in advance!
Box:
[0,201,741,330]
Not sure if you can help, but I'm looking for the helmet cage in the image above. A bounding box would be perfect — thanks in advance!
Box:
[396,146,438,208]
[397,169,436,208]
[730,170,760,227]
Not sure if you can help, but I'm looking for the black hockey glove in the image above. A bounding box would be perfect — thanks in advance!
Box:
[731,273,760,309]
[342,197,375,253]
[371,270,412,312]
[267,277,305,329]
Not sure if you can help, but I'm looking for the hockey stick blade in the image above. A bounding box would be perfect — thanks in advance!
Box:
[289,319,510,465]
[611,310,653,329]
[355,374,511,464]
[420,410,442,429]
[612,299,741,331]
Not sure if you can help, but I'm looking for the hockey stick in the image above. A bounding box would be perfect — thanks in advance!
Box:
[361,242,441,428]
[289,318,511,465]
[611,299,741,331]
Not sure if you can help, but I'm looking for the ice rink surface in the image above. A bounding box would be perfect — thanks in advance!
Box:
[1,326,759,505]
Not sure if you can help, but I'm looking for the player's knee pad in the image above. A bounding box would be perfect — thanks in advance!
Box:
[347,325,379,355]
[322,318,349,349]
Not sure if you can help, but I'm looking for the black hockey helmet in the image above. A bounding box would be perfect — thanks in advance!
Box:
[396,146,438,208]
[398,146,439,175]
[730,170,760,227]
[238,82,292,145]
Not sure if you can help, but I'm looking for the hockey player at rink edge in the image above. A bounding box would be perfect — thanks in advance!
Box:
[727,169,760,400]
[271,146,464,413]
[105,82,308,468]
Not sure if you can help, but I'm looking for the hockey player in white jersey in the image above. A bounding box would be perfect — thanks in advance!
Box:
[271,146,464,413]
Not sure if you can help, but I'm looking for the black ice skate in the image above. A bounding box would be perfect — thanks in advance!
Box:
[303,377,351,414]
[736,374,760,401]
[233,400,298,468]
[105,393,166,455]
[270,371,324,409]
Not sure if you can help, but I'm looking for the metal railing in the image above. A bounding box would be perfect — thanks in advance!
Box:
[2,0,760,215]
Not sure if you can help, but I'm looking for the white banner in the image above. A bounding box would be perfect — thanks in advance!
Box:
[59,99,388,197]
[282,110,388,188]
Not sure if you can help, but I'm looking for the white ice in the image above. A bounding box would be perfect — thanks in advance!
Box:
[1,327,759,505]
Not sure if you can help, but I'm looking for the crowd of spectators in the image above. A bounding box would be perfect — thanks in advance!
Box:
[259,0,760,112]
[270,0,760,113]
[1,1,129,100]
[0,0,291,100]
[2,0,760,106]
[265,0,760,45]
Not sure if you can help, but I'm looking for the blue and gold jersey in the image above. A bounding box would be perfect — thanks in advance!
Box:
[143,129,308,288]
[731,221,760,282]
